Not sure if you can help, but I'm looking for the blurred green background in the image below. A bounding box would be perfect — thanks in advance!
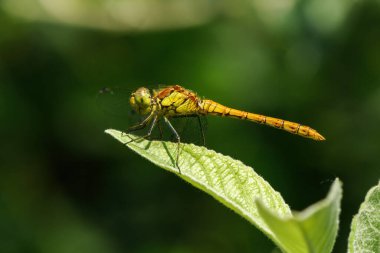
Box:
[1,0,379,252]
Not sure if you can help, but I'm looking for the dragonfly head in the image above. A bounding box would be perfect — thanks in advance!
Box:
[130,87,152,115]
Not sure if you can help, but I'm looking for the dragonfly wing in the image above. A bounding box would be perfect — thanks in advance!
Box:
[166,115,207,145]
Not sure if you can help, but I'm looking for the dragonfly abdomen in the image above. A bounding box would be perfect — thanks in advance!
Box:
[200,99,325,141]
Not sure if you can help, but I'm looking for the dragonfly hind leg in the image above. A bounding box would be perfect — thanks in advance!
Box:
[163,117,182,174]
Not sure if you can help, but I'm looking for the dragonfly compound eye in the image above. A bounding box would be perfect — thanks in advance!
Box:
[130,87,152,115]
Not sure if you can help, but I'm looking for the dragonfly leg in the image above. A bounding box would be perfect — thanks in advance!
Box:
[197,115,206,146]
[163,117,181,173]
[121,112,153,139]
[124,114,158,145]
[157,120,164,140]
[127,112,154,133]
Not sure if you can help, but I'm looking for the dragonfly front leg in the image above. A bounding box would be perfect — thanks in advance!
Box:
[163,117,181,173]
[157,120,164,140]
[127,112,155,133]
[140,114,159,140]
[197,115,206,146]
[124,113,158,145]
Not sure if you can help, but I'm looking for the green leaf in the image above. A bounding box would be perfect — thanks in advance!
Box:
[105,129,342,253]
[256,179,342,253]
[105,129,291,244]
[348,181,380,253]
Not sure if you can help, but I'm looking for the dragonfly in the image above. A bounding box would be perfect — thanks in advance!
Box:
[125,85,325,172]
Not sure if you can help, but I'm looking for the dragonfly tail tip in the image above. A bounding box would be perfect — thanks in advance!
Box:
[316,133,326,141]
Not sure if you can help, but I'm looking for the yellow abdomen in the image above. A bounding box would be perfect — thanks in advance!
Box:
[200,99,325,141]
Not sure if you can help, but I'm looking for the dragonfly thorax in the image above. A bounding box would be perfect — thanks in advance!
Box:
[130,87,153,115]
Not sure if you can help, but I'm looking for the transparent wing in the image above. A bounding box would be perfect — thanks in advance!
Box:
[163,115,208,146]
